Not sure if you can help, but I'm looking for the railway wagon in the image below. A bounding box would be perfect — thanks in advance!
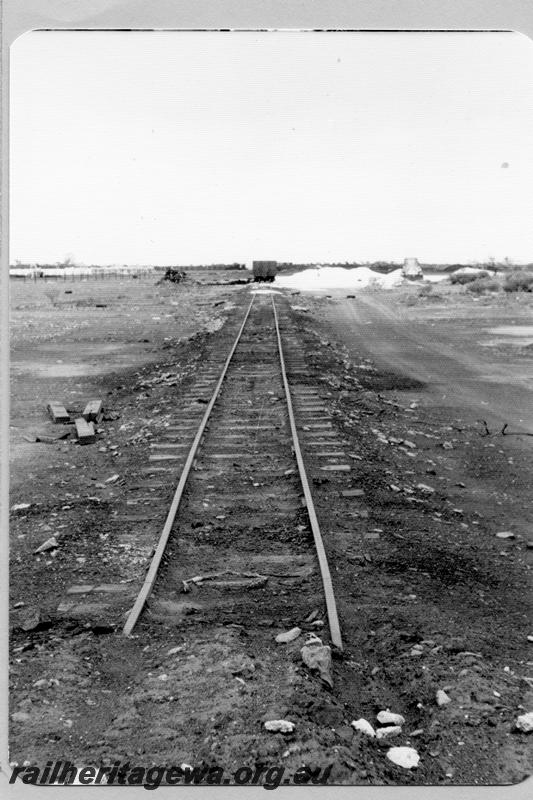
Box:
[252,260,278,282]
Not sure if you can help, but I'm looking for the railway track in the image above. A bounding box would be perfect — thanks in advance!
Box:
[123,293,345,651]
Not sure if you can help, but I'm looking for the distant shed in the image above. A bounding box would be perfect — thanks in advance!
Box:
[402,258,423,279]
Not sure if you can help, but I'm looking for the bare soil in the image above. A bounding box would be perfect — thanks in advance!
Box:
[8,276,533,787]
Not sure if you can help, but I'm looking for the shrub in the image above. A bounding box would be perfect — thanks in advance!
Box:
[503,271,533,292]
[450,270,489,285]
[466,277,501,294]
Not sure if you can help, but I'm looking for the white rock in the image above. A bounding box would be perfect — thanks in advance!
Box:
[300,642,333,687]
[496,531,516,539]
[11,712,30,723]
[105,474,120,484]
[275,627,302,644]
[11,503,31,512]
[376,725,402,739]
[33,536,59,554]
[376,710,406,726]
[386,746,420,769]
[351,718,375,737]
[515,712,533,733]
[416,483,435,494]
[527,635,533,643]
[436,689,451,706]
[264,720,295,734]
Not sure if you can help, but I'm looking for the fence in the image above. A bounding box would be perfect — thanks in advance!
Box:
[9,269,156,282]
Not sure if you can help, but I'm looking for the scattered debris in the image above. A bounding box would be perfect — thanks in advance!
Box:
[386,747,420,769]
[35,428,72,443]
[167,646,184,656]
[275,627,302,644]
[33,678,59,688]
[182,570,268,592]
[351,718,376,737]
[11,712,31,723]
[376,710,406,726]
[46,402,70,424]
[376,725,402,739]
[20,609,41,631]
[436,689,452,707]
[11,503,31,513]
[82,399,104,422]
[515,712,533,733]
[75,418,96,445]
[264,720,295,734]
[341,488,365,497]
[300,637,333,687]
[33,536,59,554]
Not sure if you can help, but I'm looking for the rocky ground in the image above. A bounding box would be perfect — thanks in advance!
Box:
[7,274,533,788]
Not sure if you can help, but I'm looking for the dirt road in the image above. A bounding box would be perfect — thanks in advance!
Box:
[316,290,533,434]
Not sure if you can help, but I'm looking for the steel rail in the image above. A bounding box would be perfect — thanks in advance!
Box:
[271,296,343,651]
[123,296,255,635]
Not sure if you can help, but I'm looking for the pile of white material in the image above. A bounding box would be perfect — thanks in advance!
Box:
[273,266,404,291]
[450,266,488,277]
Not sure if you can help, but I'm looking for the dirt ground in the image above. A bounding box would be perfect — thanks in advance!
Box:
[8,274,533,788]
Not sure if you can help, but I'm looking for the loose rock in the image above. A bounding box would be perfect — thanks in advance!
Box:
[275,627,302,644]
[33,536,59,554]
[496,531,516,539]
[264,720,295,734]
[20,609,41,631]
[377,710,406,726]
[376,725,402,739]
[351,718,376,737]
[386,746,420,769]
[11,712,30,723]
[515,712,533,733]
[11,503,31,513]
[300,639,333,687]
[436,689,452,707]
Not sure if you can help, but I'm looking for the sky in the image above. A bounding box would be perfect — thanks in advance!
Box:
[9,30,533,265]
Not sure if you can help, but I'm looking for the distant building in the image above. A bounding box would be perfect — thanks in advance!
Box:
[402,258,423,279]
